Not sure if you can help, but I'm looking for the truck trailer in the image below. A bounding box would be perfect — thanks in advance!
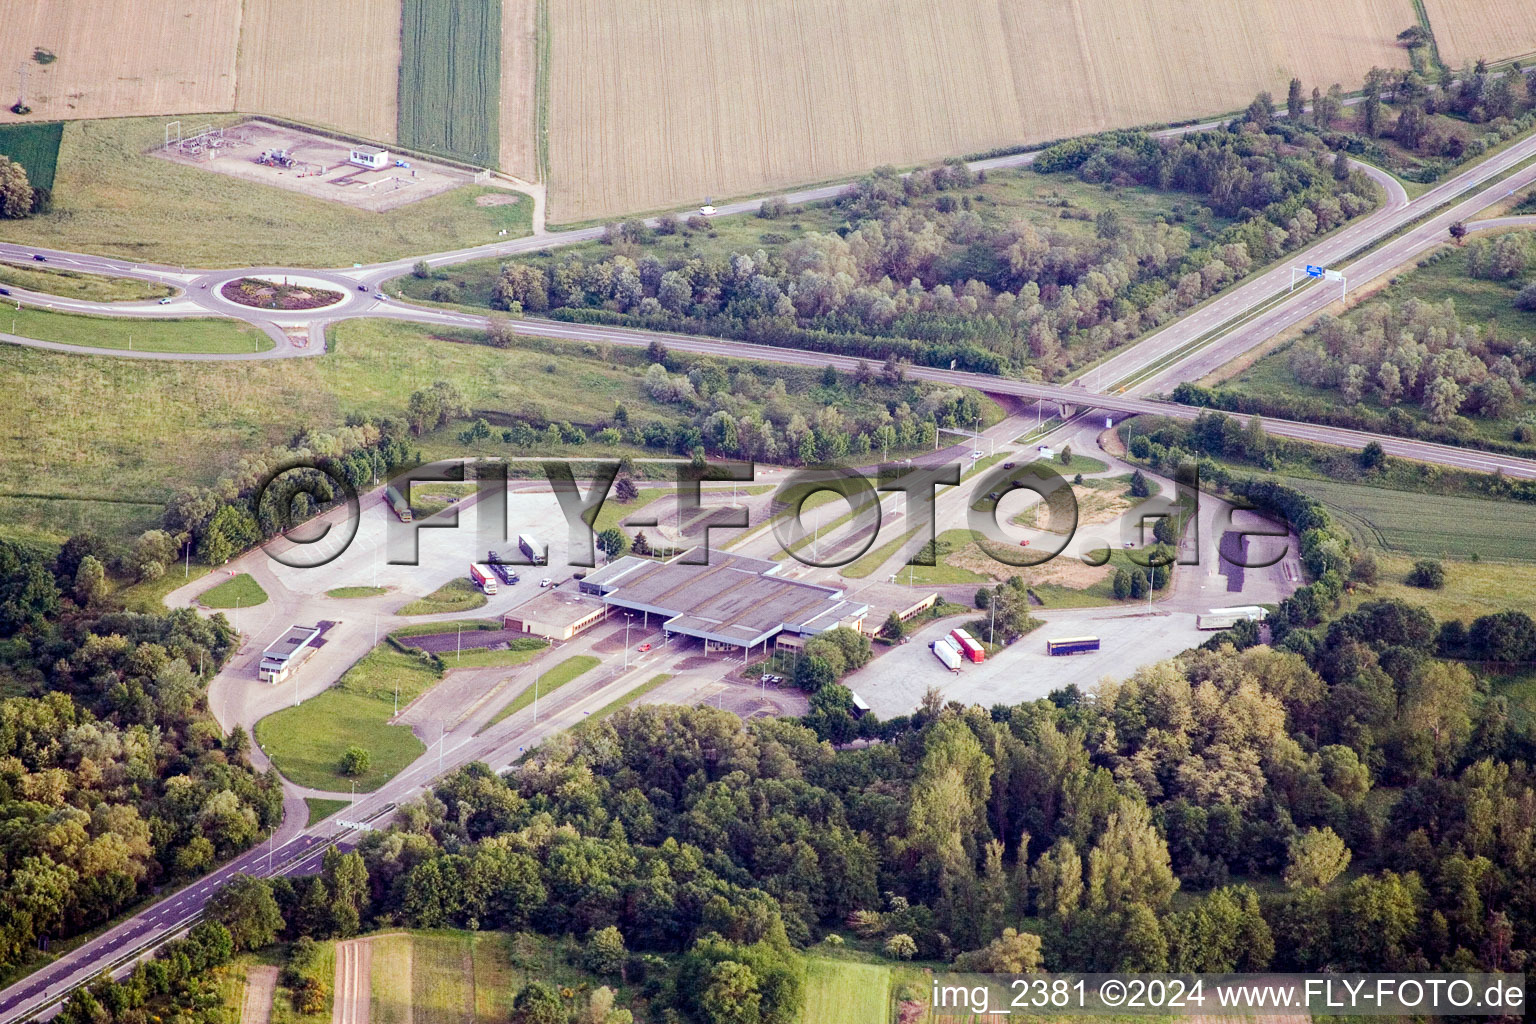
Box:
[518,533,547,565]
[469,563,499,595]
[950,627,986,663]
[932,637,962,672]
[1196,605,1267,630]
[1046,636,1100,656]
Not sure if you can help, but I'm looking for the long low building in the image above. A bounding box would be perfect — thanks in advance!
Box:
[258,622,334,683]
[506,552,868,655]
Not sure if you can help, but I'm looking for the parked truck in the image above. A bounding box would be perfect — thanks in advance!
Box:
[487,551,519,585]
[932,637,962,672]
[469,563,499,595]
[386,484,412,522]
[950,627,986,663]
[518,533,546,565]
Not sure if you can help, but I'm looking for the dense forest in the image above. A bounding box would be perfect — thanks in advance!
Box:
[0,540,280,980]
[487,127,1379,380]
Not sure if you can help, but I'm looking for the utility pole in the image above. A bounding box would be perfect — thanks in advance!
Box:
[15,64,28,111]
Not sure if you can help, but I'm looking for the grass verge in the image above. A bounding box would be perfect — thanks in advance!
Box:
[0,261,173,301]
[398,577,488,615]
[304,797,349,827]
[327,586,388,599]
[482,654,600,731]
[590,673,673,721]
[198,573,268,608]
[1,305,271,354]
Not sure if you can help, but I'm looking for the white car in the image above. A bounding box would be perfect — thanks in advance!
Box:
[539,577,553,588]
[972,450,983,460]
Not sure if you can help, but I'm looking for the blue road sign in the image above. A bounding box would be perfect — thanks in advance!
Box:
[1305,264,1324,277]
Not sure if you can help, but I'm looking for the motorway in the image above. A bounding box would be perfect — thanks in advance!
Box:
[4,122,1536,1024]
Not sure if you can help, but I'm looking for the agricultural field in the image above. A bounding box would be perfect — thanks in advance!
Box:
[545,0,1411,221]
[234,0,402,144]
[802,957,893,1024]
[1422,0,1536,65]
[1279,475,1536,562]
[1348,552,1536,622]
[398,0,501,166]
[0,118,530,267]
[499,0,540,180]
[0,0,241,125]
[0,122,62,190]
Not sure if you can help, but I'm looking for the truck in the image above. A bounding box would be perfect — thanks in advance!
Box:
[518,533,546,566]
[932,637,962,672]
[469,563,499,595]
[386,484,412,522]
[487,551,519,585]
[1196,605,1267,630]
[950,627,986,663]
[1046,636,1100,656]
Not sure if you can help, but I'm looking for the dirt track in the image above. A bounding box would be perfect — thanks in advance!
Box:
[333,939,372,1024]
[240,966,278,1024]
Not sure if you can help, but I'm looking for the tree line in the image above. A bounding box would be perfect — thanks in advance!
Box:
[487,127,1376,382]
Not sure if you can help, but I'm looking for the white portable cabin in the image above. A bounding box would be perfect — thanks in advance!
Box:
[349,147,390,170]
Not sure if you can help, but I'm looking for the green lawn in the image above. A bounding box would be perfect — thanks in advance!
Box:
[254,644,440,791]
[435,637,548,670]
[116,563,211,614]
[802,958,893,1024]
[0,117,531,267]
[0,305,270,354]
[483,654,601,730]
[398,577,489,616]
[326,586,388,599]
[0,260,173,301]
[304,797,349,827]
[198,573,268,608]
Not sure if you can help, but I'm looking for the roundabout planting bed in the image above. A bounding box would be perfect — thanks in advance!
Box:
[221,276,345,310]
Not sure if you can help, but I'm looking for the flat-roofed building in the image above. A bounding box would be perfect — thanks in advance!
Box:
[577,552,868,657]
[504,589,610,641]
[258,622,333,683]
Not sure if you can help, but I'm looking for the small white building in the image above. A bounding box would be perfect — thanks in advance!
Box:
[349,147,390,170]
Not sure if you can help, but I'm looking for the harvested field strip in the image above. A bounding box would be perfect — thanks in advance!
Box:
[332,939,373,1024]
[499,0,539,179]
[0,0,241,125]
[546,0,1411,221]
[1421,0,1536,66]
[239,966,278,1024]
[0,122,63,190]
[235,0,402,143]
[399,0,501,166]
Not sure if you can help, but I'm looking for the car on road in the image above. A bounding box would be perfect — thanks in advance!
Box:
[972,449,983,459]
[357,283,369,291]
[0,287,9,296]
[373,292,386,301]
[31,254,45,261]
[637,642,652,652]
[1020,539,1031,546]
[539,577,553,588]
[1002,461,1016,469]
[158,296,172,305]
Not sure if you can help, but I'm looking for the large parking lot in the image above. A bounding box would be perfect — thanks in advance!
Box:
[847,607,1207,717]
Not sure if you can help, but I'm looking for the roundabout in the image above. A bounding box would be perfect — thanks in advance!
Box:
[217,274,348,311]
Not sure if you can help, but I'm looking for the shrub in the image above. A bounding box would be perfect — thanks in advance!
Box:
[1406,559,1445,589]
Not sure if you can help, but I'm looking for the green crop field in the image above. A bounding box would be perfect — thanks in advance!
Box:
[398,0,501,166]
[370,934,413,1024]
[198,572,268,608]
[0,122,63,191]
[254,643,439,790]
[412,931,474,1024]
[1280,476,1536,562]
[803,958,892,1024]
